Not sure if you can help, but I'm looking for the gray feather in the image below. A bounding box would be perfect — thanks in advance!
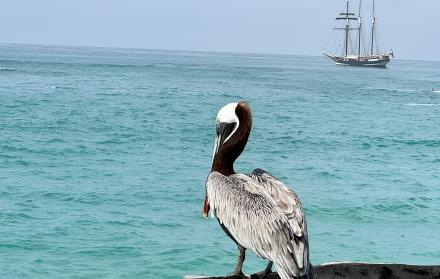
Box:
[205,170,313,279]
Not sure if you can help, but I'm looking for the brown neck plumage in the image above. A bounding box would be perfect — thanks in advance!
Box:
[211,101,252,176]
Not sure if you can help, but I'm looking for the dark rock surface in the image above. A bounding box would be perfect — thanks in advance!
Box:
[184,262,440,279]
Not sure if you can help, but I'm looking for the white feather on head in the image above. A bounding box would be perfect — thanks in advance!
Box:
[216,102,240,144]
[217,102,238,123]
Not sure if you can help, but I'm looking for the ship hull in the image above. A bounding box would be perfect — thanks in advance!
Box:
[333,56,390,68]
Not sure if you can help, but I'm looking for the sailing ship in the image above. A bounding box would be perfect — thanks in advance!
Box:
[322,0,393,67]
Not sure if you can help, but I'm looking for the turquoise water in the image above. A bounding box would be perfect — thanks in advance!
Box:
[1,44,439,278]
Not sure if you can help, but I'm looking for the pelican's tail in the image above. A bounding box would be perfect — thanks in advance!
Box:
[275,267,291,279]
[300,264,315,279]
[275,263,314,279]
[299,263,314,279]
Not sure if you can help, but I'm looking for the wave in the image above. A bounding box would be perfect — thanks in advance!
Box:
[393,139,440,147]
[2,58,155,71]
[50,85,77,90]
[0,67,17,72]
[358,136,440,147]
[367,87,440,94]
[405,103,440,106]
[366,87,416,93]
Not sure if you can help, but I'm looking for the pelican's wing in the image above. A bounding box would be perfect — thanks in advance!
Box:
[205,171,305,277]
[246,168,310,272]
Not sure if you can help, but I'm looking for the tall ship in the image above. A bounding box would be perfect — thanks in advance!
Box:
[322,0,393,67]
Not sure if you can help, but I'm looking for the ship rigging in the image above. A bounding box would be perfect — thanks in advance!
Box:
[322,0,393,67]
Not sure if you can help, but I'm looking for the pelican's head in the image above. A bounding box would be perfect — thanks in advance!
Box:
[210,101,252,176]
[214,102,240,151]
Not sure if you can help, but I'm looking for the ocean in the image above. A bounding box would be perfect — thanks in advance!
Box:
[1,44,439,278]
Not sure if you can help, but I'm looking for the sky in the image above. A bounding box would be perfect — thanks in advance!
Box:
[0,0,439,61]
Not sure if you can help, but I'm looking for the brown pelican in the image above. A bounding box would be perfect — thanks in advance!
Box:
[202,101,313,279]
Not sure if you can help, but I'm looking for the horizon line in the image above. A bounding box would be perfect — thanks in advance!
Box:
[0,41,438,64]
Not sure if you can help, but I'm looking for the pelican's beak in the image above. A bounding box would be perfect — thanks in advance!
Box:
[212,134,221,162]
[210,122,237,171]
[212,122,237,159]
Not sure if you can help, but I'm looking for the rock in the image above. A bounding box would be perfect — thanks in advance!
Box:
[184,262,440,279]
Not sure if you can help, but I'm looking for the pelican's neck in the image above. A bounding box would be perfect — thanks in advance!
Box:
[211,151,236,176]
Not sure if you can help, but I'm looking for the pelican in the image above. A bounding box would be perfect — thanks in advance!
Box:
[202,101,313,279]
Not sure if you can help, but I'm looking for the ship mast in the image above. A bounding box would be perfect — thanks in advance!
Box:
[370,0,376,56]
[357,0,362,57]
[336,0,357,57]
[344,0,349,56]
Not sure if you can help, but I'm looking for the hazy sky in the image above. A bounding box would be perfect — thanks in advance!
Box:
[1,0,439,61]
